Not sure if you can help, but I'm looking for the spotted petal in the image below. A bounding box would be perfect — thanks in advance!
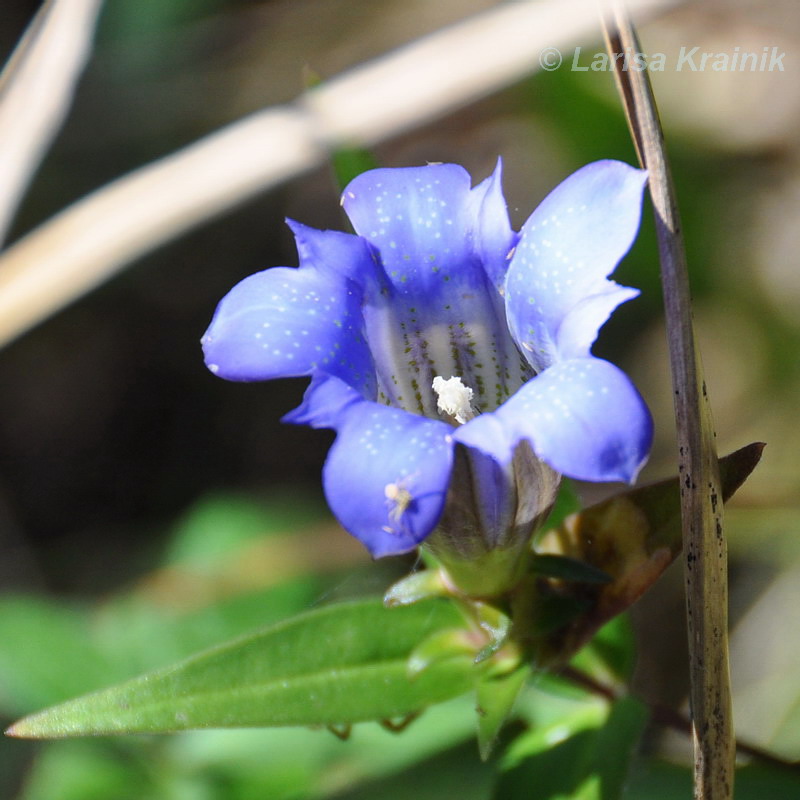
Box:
[202,226,376,395]
[342,163,488,297]
[453,358,653,484]
[505,160,647,372]
[341,163,526,418]
[281,370,362,430]
[289,375,454,557]
[466,158,518,290]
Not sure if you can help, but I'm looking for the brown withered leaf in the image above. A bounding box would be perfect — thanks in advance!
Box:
[530,443,764,665]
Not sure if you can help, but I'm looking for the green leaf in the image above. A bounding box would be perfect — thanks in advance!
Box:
[623,761,800,800]
[572,614,637,686]
[530,554,611,584]
[7,598,481,739]
[533,443,763,664]
[590,697,650,798]
[333,736,496,800]
[495,696,648,800]
[476,665,531,761]
[168,694,485,800]
[384,568,451,607]
[90,576,320,677]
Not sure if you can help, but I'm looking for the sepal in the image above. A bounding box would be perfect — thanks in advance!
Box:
[522,443,764,666]
[406,629,480,677]
[384,568,453,608]
[476,664,531,761]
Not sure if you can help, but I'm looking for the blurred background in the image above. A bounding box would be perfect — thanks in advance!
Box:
[1,0,799,797]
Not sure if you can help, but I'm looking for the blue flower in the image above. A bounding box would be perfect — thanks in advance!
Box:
[202,160,652,560]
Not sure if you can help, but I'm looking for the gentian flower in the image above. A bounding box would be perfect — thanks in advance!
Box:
[202,160,652,572]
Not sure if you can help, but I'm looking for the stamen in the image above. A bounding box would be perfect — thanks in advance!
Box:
[432,376,475,424]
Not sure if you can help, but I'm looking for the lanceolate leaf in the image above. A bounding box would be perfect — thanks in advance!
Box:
[530,554,611,585]
[476,665,531,761]
[7,598,480,739]
[532,443,764,664]
[495,696,648,800]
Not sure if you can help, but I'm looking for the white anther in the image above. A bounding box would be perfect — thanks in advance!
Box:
[432,375,475,424]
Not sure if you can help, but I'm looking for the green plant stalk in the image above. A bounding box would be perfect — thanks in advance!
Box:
[602,8,734,800]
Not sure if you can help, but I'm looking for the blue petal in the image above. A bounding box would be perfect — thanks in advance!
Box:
[324,405,454,557]
[281,370,361,429]
[504,160,647,372]
[291,374,454,557]
[286,219,381,285]
[342,163,526,418]
[342,163,486,297]
[466,158,518,290]
[453,358,653,484]
[202,226,376,396]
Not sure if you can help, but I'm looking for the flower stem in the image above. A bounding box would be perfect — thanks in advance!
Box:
[601,7,734,799]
